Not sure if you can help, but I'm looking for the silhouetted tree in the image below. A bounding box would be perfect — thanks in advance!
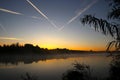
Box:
[0,43,43,53]
[107,55,120,80]
[62,63,91,80]
[21,73,38,80]
[81,0,120,51]
[25,44,34,48]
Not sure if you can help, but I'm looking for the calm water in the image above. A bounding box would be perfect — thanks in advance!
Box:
[0,53,113,80]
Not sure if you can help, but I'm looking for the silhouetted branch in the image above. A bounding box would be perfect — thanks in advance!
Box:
[81,15,119,38]
[108,7,120,20]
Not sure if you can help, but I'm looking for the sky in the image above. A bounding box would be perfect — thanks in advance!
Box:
[0,0,114,51]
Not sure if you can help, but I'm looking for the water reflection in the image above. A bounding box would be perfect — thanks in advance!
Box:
[61,54,120,80]
[0,53,100,65]
[0,53,113,80]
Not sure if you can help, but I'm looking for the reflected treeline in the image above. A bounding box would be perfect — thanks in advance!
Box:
[0,53,43,65]
[0,52,86,65]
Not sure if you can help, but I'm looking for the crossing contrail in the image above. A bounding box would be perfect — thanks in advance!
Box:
[59,0,98,31]
[26,0,58,29]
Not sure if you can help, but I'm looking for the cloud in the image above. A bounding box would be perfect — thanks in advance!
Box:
[0,8,23,15]
[0,37,23,40]
[26,0,58,29]
[59,0,98,31]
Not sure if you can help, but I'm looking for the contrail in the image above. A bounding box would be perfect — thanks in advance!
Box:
[0,37,23,40]
[0,23,6,32]
[0,8,43,21]
[0,8,23,15]
[31,16,43,20]
[59,0,98,31]
[26,0,58,29]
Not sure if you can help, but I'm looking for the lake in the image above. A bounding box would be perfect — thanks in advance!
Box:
[0,53,113,80]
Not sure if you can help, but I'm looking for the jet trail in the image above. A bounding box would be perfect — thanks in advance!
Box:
[0,37,22,40]
[0,7,44,21]
[0,23,6,32]
[59,0,98,31]
[26,0,58,29]
[0,8,23,15]
[31,16,43,20]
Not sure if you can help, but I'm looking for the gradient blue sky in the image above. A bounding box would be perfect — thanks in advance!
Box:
[0,0,113,51]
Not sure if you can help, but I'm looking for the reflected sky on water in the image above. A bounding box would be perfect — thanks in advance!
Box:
[0,53,112,80]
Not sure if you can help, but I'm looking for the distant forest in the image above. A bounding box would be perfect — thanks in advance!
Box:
[0,43,85,54]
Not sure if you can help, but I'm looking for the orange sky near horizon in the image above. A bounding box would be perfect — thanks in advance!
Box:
[0,39,107,51]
